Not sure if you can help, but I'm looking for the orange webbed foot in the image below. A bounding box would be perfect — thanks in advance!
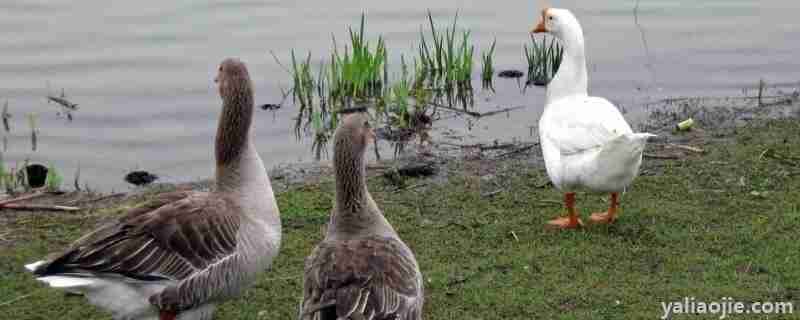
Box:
[588,211,617,224]
[547,216,584,229]
[589,193,619,225]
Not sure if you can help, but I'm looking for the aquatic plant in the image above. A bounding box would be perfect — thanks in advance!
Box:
[524,34,563,86]
[284,11,489,159]
[417,11,474,109]
[327,13,387,107]
[27,113,39,152]
[481,39,496,91]
[45,164,63,192]
[289,50,316,139]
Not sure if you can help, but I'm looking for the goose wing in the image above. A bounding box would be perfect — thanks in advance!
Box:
[542,96,633,155]
[32,191,241,282]
[300,236,423,320]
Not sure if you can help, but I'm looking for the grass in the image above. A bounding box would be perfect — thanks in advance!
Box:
[525,34,564,87]
[481,39,496,92]
[285,11,486,159]
[2,119,799,319]
[327,14,387,106]
[45,164,63,192]
[417,10,475,109]
[288,13,388,159]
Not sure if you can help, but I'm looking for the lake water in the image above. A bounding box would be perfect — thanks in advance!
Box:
[1,0,798,191]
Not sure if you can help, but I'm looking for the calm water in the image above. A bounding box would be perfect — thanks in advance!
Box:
[1,0,798,191]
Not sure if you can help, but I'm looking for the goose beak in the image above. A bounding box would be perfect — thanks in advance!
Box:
[532,20,547,33]
[532,8,549,34]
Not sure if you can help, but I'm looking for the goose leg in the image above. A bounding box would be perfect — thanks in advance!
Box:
[589,193,619,224]
[547,192,583,229]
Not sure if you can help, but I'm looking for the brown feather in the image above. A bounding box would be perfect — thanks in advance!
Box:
[35,191,242,281]
[301,236,423,320]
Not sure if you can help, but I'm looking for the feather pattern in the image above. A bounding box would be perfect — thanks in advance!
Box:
[300,236,423,320]
[34,191,241,283]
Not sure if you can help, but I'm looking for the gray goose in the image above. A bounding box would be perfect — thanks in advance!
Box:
[299,112,424,320]
[24,58,282,320]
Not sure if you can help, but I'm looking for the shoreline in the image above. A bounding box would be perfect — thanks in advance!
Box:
[1,96,799,319]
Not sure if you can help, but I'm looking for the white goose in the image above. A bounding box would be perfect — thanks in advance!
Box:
[532,8,655,229]
[24,58,282,320]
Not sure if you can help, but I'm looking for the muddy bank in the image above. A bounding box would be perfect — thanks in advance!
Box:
[266,92,799,188]
[1,93,797,232]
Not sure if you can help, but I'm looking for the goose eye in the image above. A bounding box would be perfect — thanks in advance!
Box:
[548,16,554,21]
[219,65,223,72]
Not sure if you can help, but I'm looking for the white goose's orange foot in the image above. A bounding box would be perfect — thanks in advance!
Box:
[589,192,620,225]
[589,211,617,224]
[546,192,583,230]
[547,215,584,229]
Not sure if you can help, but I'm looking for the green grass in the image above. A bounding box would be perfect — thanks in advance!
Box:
[4,120,799,319]
[45,164,63,192]
[285,11,487,158]
[481,39,496,92]
[417,10,475,109]
[327,13,387,106]
[289,13,388,159]
[525,34,563,87]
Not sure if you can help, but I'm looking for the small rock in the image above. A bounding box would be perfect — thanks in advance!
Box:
[259,103,281,110]
[498,70,524,78]
[124,170,159,186]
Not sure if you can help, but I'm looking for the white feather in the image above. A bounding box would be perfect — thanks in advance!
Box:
[24,260,46,272]
[538,9,654,193]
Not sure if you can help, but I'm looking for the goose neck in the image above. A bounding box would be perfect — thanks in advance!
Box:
[215,90,256,191]
[329,144,393,238]
[546,34,588,103]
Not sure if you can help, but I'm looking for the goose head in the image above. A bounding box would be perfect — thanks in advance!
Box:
[531,8,584,45]
[214,58,252,104]
[334,112,375,161]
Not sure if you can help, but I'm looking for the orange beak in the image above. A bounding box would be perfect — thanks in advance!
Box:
[532,20,547,33]
[531,8,549,33]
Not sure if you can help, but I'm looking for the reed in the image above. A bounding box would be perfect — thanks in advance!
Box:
[45,164,63,192]
[284,11,488,158]
[481,39,496,91]
[327,14,387,108]
[290,50,315,139]
[524,34,563,86]
[417,11,474,108]
[27,113,38,152]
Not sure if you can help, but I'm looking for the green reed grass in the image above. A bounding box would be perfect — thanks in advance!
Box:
[45,164,63,192]
[290,50,315,139]
[285,11,487,158]
[417,11,475,109]
[481,39,496,91]
[328,14,387,107]
[524,34,563,86]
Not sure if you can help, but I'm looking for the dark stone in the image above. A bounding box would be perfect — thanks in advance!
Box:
[497,70,524,78]
[125,170,159,186]
[20,163,48,188]
[259,103,281,110]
